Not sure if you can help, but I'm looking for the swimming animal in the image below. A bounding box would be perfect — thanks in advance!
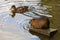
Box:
[29,16,50,29]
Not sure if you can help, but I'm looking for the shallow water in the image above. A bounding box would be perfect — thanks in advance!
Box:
[0,1,41,40]
[39,0,60,40]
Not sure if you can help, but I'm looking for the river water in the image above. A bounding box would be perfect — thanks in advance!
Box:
[0,0,53,40]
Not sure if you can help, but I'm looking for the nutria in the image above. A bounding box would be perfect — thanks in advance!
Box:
[10,5,28,17]
[29,16,50,29]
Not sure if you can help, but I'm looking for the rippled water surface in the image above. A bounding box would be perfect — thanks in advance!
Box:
[0,1,41,40]
[0,0,56,40]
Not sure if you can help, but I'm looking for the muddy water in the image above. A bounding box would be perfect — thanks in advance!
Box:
[29,0,60,40]
[34,0,60,40]
[42,0,60,28]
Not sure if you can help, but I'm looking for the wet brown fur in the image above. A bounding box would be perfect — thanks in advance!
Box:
[29,16,50,29]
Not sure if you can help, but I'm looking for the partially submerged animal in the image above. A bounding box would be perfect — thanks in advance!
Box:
[10,5,28,17]
[29,16,50,29]
[10,5,50,29]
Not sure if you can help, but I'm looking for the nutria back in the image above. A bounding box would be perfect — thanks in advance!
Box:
[29,16,50,29]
